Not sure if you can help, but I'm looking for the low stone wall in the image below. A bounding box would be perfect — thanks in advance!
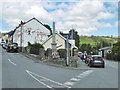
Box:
[22,47,79,68]
[22,47,45,59]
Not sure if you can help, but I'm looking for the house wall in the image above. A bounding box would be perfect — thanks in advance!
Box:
[43,34,65,50]
[2,34,8,43]
[13,19,50,47]
[13,27,21,46]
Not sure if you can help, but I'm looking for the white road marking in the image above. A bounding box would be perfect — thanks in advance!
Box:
[70,78,80,82]
[79,70,93,77]
[26,70,53,89]
[8,59,16,66]
[64,81,75,86]
[75,76,82,78]
[26,70,71,89]
[64,70,94,87]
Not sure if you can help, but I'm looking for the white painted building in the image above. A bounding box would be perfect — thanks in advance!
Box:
[13,18,51,47]
[1,34,8,43]
[99,46,112,58]
[42,33,78,50]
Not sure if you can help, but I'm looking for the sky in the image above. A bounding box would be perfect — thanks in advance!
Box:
[0,0,119,36]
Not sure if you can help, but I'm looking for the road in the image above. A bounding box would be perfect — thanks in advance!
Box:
[1,47,118,89]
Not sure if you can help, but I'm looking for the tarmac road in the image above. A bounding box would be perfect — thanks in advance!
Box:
[1,47,118,89]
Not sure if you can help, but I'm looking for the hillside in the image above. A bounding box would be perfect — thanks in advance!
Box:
[80,36,117,47]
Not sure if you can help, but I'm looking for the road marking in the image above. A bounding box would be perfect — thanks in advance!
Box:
[64,70,94,87]
[26,70,71,89]
[64,81,75,86]
[70,78,80,82]
[8,59,16,66]
[26,70,53,89]
[75,76,82,78]
[79,70,93,77]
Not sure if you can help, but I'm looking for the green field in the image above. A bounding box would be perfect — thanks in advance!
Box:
[80,36,117,47]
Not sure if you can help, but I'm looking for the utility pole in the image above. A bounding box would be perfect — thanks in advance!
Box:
[20,21,23,52]
[66,35,69,66]
[71,29,74,57]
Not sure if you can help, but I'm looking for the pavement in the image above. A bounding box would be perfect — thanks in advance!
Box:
[1,47,119,89]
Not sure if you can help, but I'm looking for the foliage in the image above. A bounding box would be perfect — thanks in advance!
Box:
[57,49,67,59]
[75,32,80,49]
[80,36,117,47]
[106,41,120,61]
[27,42,44,49]
[44,24,52,35]
[79,44,92,54]
[111,41,120,61]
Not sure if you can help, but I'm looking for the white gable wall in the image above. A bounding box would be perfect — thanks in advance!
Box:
[13,27,21,46]
[13,19,50,47]
[43,34,65,50]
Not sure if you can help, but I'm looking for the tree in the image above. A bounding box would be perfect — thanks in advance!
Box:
[44,24,52,35]
[79,44,92,54]
[106,41,120,61]
[112,41,120,61]
[75,32,80,49]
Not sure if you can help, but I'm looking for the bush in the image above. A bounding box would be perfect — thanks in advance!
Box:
[57,49,67,59]
[26,42,44,55]
[27,42,44,49]
[106,53,112,60]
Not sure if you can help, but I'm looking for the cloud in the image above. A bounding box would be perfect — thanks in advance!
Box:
[0,0,118,35]
[96,12,115,20]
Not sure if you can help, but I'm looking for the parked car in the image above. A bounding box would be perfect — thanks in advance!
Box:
[88,55,105,68]
[6,43,18,52]
[85,55,90,64]
[0,41,5,47]
[2,43,8,49]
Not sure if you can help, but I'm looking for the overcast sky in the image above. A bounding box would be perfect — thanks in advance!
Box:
[0,0,119,36]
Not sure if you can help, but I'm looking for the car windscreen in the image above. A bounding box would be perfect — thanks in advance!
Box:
[93,57,103,60]
[1,42,5,43]
[12,43,18,46]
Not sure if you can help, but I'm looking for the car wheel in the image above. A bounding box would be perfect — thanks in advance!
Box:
[89,63,92,67]
[6,49,9,52]
[102,65,105,68]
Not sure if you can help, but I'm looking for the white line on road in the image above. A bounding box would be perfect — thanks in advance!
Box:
[8,59,16,66]
[26,70,53,89]
[64,81,75,86]
[70,78,80,82]
[64,70,94,87]
[26,70,71,89]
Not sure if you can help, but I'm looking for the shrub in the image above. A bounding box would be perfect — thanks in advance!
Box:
[27,42,44,49]
[106,53,112,60]
[26,42,44,55]
[57,49,67,59]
